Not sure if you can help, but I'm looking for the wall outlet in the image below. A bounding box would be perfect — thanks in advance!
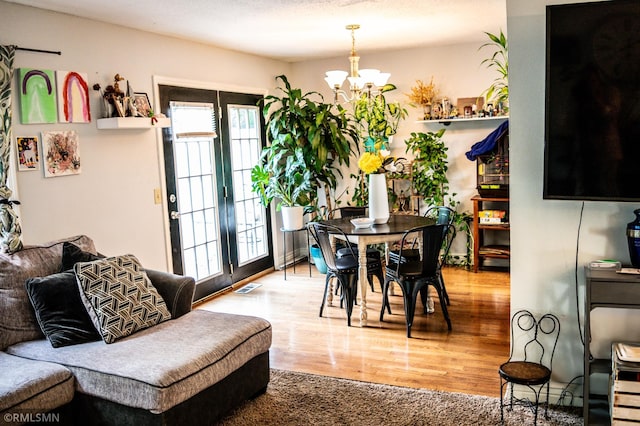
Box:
[153,188,162,204]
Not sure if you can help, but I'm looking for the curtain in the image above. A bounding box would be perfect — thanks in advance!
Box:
[0,45,23,253]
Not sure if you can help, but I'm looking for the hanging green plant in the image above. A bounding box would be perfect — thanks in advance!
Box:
[405,130,451,207]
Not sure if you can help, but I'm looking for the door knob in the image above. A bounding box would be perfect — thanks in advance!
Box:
[170,211,180,220]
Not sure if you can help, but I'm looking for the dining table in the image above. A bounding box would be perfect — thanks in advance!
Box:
[319,214,435,326]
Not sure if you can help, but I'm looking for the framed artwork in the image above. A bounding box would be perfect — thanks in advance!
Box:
[56,70,91,123]
[18,68,58,124]
[133,92,151,117]
[16,136,40,171]
[42,130,81,178]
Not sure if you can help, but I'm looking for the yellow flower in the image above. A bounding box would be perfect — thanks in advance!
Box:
[358,152,383,174]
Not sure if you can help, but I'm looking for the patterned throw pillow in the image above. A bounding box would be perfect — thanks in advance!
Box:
[74,254,172,344]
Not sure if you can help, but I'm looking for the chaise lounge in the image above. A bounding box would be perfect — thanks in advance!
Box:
[0,235,271,425]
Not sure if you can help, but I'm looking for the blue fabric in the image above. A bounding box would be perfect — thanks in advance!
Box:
[465,120,509,161]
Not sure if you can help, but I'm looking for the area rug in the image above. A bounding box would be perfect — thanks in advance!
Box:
[218,369,583,425]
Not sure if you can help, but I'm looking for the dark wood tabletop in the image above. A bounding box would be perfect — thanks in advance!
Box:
[319,214,435,236]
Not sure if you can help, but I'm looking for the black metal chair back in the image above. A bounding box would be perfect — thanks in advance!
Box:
[308,222,350,272]
[391,224,447,277]
[499,309,560,425]
[337,206,367,218]
[307,222,359,326]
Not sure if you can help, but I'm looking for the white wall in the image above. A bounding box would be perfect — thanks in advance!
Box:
[1,1,289,270]
[507,0,640,394]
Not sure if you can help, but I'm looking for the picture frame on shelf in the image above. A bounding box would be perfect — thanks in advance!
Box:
[133,92,151,117]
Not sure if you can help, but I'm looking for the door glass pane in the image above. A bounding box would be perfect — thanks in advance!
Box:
[170,101,222,282]
[228,104,268,265]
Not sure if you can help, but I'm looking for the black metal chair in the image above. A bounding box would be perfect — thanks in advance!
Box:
[332,206,384,293]
[389,206,456,311]
[380,223,451,337]
[499,310,560,425]
[308,222,383,326]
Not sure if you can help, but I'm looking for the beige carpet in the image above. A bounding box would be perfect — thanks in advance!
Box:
[218,369,583,425]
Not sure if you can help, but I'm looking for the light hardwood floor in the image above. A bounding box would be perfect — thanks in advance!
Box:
[197,264,510,398]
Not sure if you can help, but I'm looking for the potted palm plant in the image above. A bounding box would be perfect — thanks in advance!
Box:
[252,75,358,229]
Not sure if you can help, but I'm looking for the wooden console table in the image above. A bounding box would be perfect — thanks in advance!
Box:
[584,268,640,424]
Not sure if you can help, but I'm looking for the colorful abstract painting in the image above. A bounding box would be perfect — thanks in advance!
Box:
[19,68,58,124]
[56,70,91,123]
[16,136,40,171]
[42,130,81,178]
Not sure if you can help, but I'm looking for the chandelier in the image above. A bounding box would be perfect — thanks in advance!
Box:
[324,24,391,103]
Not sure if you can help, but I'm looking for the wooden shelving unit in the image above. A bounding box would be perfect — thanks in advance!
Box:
[471,195,509,272]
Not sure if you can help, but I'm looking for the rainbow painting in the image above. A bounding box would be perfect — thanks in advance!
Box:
[19,68,58,124]
[56,70,91,123]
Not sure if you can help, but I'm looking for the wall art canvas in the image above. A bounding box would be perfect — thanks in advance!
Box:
[19,68,58,124]
[56,70,91,123]
[16,136,40,171]
[42,130,81,178]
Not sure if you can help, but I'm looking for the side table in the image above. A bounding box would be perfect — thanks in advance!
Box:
[281,227,311,280]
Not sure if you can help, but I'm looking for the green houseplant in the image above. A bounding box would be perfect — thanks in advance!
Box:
[349,86,407,212]
[405,130,472,266]
[251,75,358,227]
[479,30,508,113]
[405,129,451,207]
[353,85,407,150]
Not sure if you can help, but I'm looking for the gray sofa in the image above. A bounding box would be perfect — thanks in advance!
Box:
[0,235,272,425]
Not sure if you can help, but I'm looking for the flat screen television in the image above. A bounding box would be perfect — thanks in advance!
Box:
[544,0,640,201]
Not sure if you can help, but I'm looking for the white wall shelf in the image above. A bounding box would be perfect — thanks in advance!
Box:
[96,117,170,130]
[417,115,508,126]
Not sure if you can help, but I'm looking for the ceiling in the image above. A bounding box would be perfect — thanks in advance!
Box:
[6,0,507,62]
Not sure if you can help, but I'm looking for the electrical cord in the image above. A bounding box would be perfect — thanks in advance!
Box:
[575,201,585,347]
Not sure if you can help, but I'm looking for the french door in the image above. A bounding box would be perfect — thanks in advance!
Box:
[159,85,273,301]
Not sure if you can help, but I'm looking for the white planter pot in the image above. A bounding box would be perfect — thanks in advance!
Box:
[281,206,304,230]
[368,173,390,224]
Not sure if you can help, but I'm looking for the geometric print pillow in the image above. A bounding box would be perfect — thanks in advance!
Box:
[74,254,172,344]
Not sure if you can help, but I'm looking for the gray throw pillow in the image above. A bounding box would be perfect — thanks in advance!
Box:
[25,271,101,348]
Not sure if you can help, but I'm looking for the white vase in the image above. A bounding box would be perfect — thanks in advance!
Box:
[281,206,304,230]
[368,173,389,224]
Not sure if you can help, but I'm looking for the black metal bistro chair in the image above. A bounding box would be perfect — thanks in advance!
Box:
[380,223,452,337]
[389,206,455,309]
[499,309,560,425]
[307,222,384,326]
[332,207,385,293]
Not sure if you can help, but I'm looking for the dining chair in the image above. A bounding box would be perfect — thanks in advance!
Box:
[389,206,455,311]
[307,222,384,326]
[379,223,452,337]
[332,206,384,293]
[499,310,560,425]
